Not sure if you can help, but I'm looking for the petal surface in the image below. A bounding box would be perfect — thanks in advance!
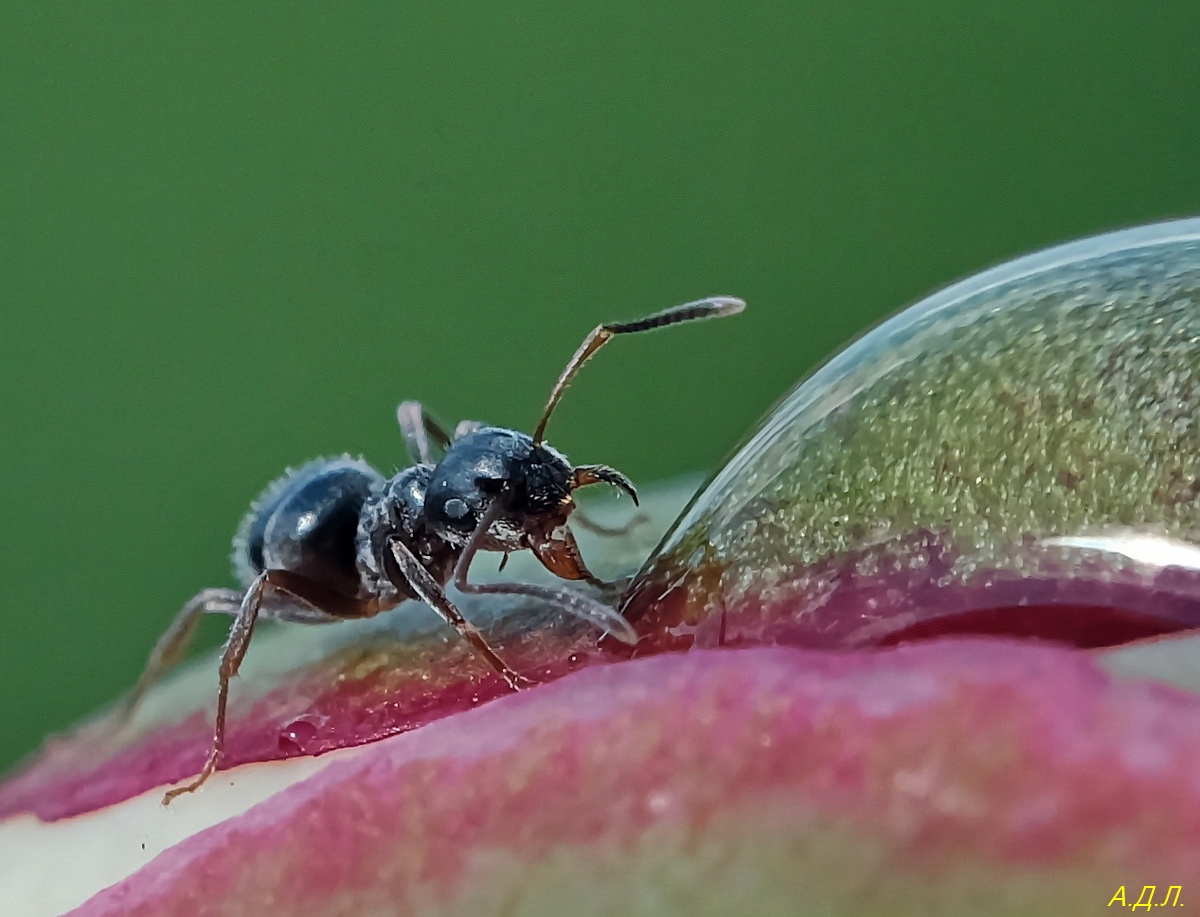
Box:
[65,643,1200,917]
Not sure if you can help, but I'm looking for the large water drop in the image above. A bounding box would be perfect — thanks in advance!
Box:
[625,219,1200,651]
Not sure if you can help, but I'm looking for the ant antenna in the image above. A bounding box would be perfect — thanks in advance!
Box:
[532,296,746,445]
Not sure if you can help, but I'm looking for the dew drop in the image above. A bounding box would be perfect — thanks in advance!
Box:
[278,716,321,755]
[625,218,1200,651]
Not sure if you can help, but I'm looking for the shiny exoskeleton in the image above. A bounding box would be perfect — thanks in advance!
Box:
[120,296,745,803]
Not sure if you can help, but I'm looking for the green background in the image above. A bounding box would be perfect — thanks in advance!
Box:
[2,3,1199,774]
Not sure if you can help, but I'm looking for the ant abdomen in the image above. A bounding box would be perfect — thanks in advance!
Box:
[232,456,384,598]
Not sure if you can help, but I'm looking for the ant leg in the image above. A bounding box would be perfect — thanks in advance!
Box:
[453,419,483,439]
[386,536,531,690]
[162,574,266,804]
[455,501,639,645]
[115,587,243,727]
[396,401,453,465]
[570,508,650,538]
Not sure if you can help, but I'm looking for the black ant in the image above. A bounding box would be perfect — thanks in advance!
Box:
[117,296,745,802]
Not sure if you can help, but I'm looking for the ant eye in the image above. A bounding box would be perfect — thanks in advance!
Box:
[442,497,471,521]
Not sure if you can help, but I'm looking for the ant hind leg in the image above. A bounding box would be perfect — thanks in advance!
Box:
[162,574,266,804]
[115,587,243,728]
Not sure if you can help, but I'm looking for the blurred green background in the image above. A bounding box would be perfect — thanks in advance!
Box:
[2,2,1199,774]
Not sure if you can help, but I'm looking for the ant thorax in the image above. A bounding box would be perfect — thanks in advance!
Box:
[355,464,449,605]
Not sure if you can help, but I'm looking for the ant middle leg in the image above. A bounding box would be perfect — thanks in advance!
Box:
[159,573,383,803]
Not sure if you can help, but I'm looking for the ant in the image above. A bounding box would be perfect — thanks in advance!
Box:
[117,296,745,802]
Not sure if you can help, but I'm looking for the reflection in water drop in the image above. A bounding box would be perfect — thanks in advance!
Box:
[625,218,1200,651]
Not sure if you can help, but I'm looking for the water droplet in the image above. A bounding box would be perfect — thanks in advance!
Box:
[278,716,320,755]
[625,219,1200,650]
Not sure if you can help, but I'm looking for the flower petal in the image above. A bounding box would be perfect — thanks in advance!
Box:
[64,642,1200,916]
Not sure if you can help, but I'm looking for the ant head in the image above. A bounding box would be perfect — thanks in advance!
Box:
[429,296,741,566]
[424,427,570,547]
[423,428,637,548]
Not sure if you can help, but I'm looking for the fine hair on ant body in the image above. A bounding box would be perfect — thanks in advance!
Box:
[118,296,745,802]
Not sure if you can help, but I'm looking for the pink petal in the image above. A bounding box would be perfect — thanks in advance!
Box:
[67,642,1200,916]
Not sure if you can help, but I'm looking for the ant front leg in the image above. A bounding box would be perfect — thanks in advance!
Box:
[162,574,266,804]
[386,536,531,690]
[116,587,244,728]
[455,500,639,645]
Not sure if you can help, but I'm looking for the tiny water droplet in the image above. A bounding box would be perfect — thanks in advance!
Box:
[278,716,320,755]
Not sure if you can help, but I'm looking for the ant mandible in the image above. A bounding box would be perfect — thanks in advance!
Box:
[118,296,745,802]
